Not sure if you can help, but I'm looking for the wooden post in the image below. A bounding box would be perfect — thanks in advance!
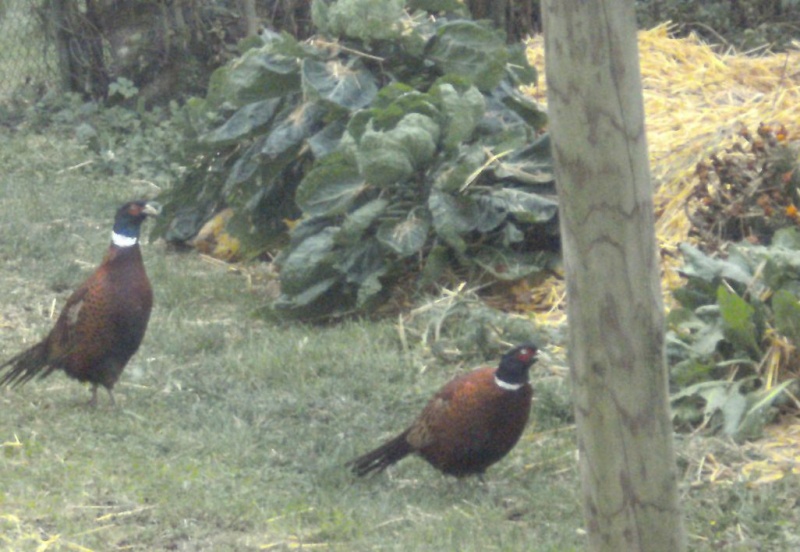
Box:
[542,1,687,550]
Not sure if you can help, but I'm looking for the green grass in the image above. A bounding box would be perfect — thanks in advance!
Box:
[1,128,799,551]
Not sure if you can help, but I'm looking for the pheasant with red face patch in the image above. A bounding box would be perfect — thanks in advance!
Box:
[347,344,538,478]
[0,200,160,406]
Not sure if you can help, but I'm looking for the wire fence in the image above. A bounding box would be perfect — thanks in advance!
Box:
[0,0,59,102]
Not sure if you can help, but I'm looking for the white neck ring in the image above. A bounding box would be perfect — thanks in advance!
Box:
[495,376,524,391]
[112,231,138,248]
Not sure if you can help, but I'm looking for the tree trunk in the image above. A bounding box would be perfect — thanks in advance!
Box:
[541,1,686,551]
[240,0,259,37]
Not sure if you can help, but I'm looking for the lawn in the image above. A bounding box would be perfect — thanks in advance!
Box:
[1,130,798,551]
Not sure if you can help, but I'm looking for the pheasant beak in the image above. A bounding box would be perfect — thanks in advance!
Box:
[143,201,162,217]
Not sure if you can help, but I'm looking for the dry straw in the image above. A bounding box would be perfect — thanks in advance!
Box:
[524,23,800,317]
[525,24,800,484]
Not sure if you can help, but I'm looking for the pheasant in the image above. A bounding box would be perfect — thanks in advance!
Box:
[347,344,538,477]
[0,200,161,406]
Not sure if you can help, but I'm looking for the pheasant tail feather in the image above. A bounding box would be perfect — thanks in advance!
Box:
[0,341,54,388]
[347,431,414,477]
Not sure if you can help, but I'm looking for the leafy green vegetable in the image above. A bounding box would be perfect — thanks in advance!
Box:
[313,0,406,43]
[668,235,800,438]
[157,1,553,320]
[427,21,508,92]
[199,99,281,148]
[302,59,378,109]
[772,289,800,343]
[671,378,795,442]
[717,286,760,357]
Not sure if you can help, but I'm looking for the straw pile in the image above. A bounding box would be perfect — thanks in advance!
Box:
[523,23,800,320]
[525,24,800,485]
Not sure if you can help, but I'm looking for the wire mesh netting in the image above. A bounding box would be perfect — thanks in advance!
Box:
[0,0,59,102]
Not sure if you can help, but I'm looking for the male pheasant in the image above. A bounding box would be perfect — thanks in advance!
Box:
[0,200,161,406]
[347,344,538,478]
